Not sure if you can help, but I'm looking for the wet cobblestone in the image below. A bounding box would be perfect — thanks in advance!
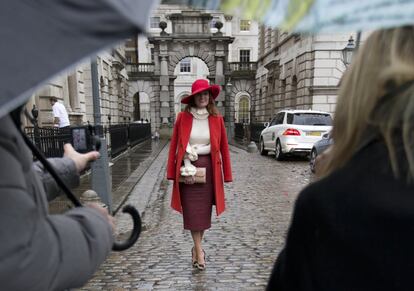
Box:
[80,145,312,291]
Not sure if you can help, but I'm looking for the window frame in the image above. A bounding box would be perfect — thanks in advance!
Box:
[238,96,250,123]
[180,58,191,73]
[239,49,251,63]
[150,16,160,29]
[240,20,251,31]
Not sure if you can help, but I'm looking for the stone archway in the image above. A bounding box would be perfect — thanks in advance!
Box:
[148,11,234,135]
[129,79,155,130]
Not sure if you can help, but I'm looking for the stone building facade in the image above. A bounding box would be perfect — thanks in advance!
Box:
[254,28,358,123]
[25,46,131,127]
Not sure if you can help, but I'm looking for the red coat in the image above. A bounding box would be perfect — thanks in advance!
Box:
[166,111,233,216]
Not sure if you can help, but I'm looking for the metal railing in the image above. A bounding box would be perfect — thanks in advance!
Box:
[228,62,257,72]
[108,124,129,158]
[234,123,245,140]
[129,123,151,147]
[233,122,265,143]
[250,123,266,142]
[25,122,152,159]
[25,127,71,158]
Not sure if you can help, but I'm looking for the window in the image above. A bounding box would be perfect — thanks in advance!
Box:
[150,17,160,29]
[276,112,285,124]
[240,20,251,31]
[270,113,284,126]
[287,113,332,126]
[150,48,154,63]
[239,49,250,63]
[238,97,250,123]
[210,17,220,28]
[180,58,191,73]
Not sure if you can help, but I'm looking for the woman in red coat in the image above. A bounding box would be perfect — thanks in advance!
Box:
[167,79,233,270]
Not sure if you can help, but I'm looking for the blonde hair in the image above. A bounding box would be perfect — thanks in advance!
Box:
[184,91,220,116]
[320,26,414,180]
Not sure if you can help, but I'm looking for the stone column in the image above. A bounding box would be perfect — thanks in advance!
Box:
[68,71,81,112]
[159,55,170,124]
[158,45,172,138]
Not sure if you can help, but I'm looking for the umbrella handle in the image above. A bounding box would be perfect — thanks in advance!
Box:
[112,205,142,251]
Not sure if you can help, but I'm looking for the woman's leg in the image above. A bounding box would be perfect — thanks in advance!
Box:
[191,230,205,265]
[190,231,199,264]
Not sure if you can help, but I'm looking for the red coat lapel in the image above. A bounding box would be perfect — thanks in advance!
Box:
[180,112,193,149]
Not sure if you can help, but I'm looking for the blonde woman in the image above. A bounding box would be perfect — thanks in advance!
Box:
[267,26,414,290]
[167,79,233,270]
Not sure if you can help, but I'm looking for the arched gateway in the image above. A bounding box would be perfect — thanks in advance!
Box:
[127,10,257,137]
[149,11,234,136]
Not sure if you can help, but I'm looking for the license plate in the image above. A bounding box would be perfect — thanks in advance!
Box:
[306,131,322,136]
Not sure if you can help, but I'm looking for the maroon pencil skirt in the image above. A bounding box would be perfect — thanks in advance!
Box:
[179,154,214,231]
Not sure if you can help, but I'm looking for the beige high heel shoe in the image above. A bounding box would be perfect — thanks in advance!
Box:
[196,249,206,271]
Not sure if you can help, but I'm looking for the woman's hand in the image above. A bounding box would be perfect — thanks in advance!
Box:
[184,175,195,184]
[63,144,100,173]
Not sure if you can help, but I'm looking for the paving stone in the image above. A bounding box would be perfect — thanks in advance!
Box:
[79,144,312,290]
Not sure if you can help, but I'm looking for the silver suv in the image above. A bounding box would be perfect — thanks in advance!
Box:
[259,109,333,160]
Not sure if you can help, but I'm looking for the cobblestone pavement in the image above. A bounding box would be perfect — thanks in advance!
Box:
[80,145,313,291]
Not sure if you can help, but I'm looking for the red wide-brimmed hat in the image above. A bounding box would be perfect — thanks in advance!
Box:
[181,79,221,104]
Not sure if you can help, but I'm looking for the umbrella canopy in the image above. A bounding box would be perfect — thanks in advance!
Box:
[265,0,414,33]
[161,0,414,33]
[0,0,157,119]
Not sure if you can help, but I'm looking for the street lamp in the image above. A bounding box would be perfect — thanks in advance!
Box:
[342,36,355,66]
[225,79,233,96]
[31,104,39,121]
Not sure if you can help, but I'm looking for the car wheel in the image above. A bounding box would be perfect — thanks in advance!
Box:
[274,140,284,161]
[309,148,317,173]
[259,138,268,156]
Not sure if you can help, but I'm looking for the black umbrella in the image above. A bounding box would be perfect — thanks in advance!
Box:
[0,0,155,119]
[1,0,158,251]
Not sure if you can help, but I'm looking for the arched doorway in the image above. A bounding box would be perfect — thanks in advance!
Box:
[133,92,150,122]
[173,57,210,117]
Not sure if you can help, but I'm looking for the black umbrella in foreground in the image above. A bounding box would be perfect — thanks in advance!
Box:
[1,0,158,251]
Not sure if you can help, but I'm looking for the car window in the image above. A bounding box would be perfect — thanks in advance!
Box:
[287,113,332,126]
[276,113,285,124]
[269,117,278,126]
[286,113,293,124]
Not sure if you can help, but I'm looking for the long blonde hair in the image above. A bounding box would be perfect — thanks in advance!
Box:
[320,26,414,180]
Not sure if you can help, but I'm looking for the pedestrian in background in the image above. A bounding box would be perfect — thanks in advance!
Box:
[0,111,114,290]
[167,79,233,271]
[50,97,70,128]
[50,96,71,144]
[267,26,414,290]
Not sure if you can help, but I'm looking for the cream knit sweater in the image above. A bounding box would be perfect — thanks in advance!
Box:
[180,108,211,176]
